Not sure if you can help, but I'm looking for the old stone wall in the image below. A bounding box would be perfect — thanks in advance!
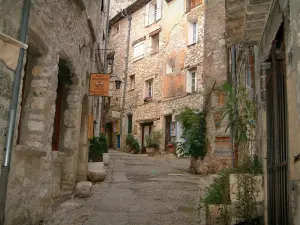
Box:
[0,0,107,224]
[109,0,205,149]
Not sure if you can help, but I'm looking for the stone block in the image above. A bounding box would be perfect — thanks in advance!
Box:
[75,181,92,198]
[88,162,106,182]
[27,120,45,132]
[31,97,46,110]
[206,204,231,225]
[103,153,109,165]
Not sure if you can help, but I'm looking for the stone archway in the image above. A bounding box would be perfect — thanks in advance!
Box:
[76,94,89,182]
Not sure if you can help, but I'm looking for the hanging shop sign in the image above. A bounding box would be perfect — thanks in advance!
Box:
[89,73,110,96]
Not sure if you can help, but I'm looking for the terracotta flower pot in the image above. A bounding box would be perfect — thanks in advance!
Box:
[168,146,176,153]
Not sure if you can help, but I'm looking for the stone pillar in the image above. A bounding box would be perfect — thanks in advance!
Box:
[20,53,58,151]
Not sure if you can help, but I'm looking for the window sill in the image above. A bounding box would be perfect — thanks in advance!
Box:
[133,56,144,62]
[145,19,161,28]
[187,42,198,47]
[15,144,47,157]
[151,50,159,55]
[128,88,135,92]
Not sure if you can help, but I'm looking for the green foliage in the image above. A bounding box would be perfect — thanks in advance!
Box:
[126,134,140,154]
[176,107,207,159]
[222,83,256,145]
[145,130,162,148]
[88,134,108,162]
[201,168,233,206]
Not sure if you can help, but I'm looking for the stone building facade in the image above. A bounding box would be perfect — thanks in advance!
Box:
[0,0,108,224]
[107,0,231,171]
[225,0,300,224]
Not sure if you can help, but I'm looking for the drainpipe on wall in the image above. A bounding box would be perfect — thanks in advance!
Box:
[99,0,111,134]
[231,44,237,168]
[119,13,132,148]
[0,0,31,223]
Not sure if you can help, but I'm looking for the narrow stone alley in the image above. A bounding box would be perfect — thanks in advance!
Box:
[43,151,213,225]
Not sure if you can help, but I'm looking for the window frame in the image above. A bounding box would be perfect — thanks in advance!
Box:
[129,75,135,90]
[111,22,120,36]
[186,69,197,93]
[188,21,198,46]
[144,78,154,98]
[151,34,160,54]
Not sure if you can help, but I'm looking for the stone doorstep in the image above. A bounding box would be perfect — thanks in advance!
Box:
[15,144,47,157]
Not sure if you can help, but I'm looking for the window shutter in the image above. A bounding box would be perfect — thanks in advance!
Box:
[188,22,193,45]
[156,0,162,20]
[176,121,184,143]
[145,3,150,26]
[186,71,191,93]
[195,23,199,43]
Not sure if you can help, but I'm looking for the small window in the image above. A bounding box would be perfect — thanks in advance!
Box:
[186,70,197,93]
[133,42,145,60]
[151,34,159,53]
[166,61,175,75]
[129,75,135,90]
[188,21,198,45]
[145,79,153,97]
[111,23,119,36]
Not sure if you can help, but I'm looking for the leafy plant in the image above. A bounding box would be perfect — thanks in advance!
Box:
[175,107,207,159]
[145,130,162,149]
[126,134,140,154]
[88,134,108,162]
[222,83,256,145]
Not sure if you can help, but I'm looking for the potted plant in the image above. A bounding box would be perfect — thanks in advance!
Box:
[126,134,140,154]
[145,131,162,154]
[167,141,177,154]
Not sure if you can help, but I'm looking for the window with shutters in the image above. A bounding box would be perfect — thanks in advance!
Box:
[145,0,162,27]
[133,42,144,60]
[186,70,197,93]
[188,21,198,46]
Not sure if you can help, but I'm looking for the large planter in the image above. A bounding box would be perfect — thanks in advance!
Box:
[167,146,176,154]
[146,147,155,153]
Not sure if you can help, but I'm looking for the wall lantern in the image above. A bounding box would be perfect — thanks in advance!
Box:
[115,79,122,89]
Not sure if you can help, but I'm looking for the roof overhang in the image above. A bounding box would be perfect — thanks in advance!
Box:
[226,0,274,46]
[109,0,152,27]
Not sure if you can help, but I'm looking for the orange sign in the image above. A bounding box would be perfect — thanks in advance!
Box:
[88,114,94,139]
[89,73,110,96]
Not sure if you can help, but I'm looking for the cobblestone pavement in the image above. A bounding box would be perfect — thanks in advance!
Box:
[43,151,214,225]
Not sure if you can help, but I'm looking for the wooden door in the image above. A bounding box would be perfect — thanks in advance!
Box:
[165,115,172,149]
[142,123,153,153]
[52,81,63,151]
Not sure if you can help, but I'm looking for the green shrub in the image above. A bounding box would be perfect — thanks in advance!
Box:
[145,130,162,148]
[88,134,108,162]
[126,134,140,154]
[176,108,206,159]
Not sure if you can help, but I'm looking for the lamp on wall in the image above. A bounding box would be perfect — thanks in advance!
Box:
[114,79,122,89]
